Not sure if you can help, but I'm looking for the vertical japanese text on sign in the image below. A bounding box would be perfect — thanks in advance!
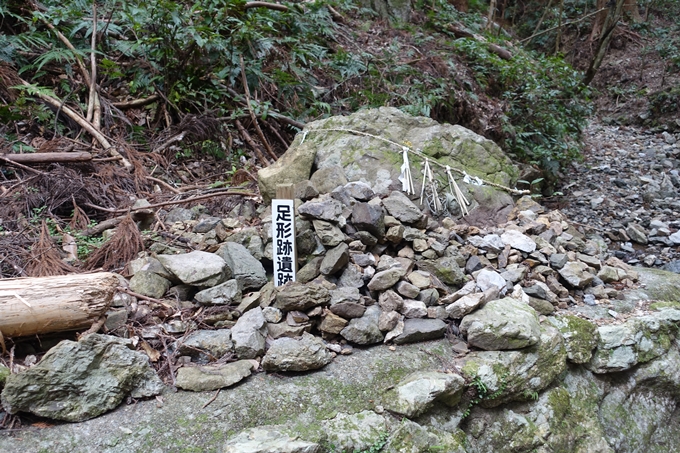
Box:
[272,199,296,286]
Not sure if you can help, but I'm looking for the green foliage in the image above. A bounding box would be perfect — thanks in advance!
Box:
[453,37,591,179]
[461,373,508,419]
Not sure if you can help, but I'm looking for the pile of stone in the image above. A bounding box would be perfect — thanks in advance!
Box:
[124,169,638,390]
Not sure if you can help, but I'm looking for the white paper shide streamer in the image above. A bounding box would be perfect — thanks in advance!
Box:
[398,147,415,195]
[446,165,470,216]
[420,158,443,214]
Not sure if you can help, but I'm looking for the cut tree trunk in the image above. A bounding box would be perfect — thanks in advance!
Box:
[0,152,92,164]
[0,273,119,338]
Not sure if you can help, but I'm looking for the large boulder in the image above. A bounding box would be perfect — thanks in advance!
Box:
[460,297,541,350]
[457,323,567,407]
[1,334,163,421]
[587,308,680,373]
[274,108,518,220]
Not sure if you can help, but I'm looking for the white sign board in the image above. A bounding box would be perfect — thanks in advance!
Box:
[272,199,296,286]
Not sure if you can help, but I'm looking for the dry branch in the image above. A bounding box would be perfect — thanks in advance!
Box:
[112,94,160,109]
[0,272,119,338]
[235,119,270,166]
[244,2,288,12]
[0,152,92,164]
[240,55,277,161]
[19,79,133,169]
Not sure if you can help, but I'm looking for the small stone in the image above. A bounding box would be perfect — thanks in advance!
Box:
[194,279,242,306]
[392,319,447,345]
[261,332,333,372]
[367,268,403,291]
[400,299,428,318]
[378,311,401,331]
[626,224,648,245]
[407,271,431,289]
[500,230,536,253]
[396,281,420,298]
[378,290,404,312]
[476,268,507,293]
[319,311,349,334]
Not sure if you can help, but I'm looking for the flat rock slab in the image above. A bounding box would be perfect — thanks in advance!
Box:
[262,332,333,372]
[175,360,254,392]
[392,318,447,345]
[224,427,320,453]
[1,334,163,422]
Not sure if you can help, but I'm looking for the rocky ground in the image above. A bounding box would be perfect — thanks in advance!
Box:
[557,122,680,270]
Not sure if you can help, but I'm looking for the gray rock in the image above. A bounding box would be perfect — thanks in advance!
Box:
[417,257,467,286]
[549,253,568,269]
[129,270,171,299]
[330,287,362,305]
[500,229,536,253]
[379,290,404,312]
[392,318,447,345]
[127,256,173,279]
[401,299,428,318]
[351,202,386,239]
[194,279,242,306]
[379,311,401,331]
[396,280,420,298]
[383,371,466,417]
[0,334,163,422]
[337,263,364,288]
[312,220,346,246]
[340,305,384,345]
[177,329,233,360]
[294,180,320,200]
[262,332,333,372]
[231,307,267,359]
[417,288,439,306]
[157,251,229,288]
[225,227,265,261]
[446,292,485,319]
[344,181,375,201]
[587,309,680,373]
[298,198,344,222]
[215,242,267,291]
[465,255,484,273]
[309,165,348,195]
[175,360,254,391]
[476,268,507,293]
[165,207,196,223]
[330,302,366,319]
[320,242,350,275]
[559,261,595,288]
[275,282,331,311]
[323,411,387,453]
[297,257,323,283]
[225,427,320,453]
[193,216,221,233]
[669,230,680,245]
[626,224,648,245]
[382,191,423,224]
[263,306,284,324]
[367,267,403,291]
[459,323,566,407]
[460,297,541,350]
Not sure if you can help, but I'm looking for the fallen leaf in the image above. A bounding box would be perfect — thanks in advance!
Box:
[140,340,161,362]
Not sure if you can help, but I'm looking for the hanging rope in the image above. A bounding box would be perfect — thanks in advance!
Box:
[298,127,529,196]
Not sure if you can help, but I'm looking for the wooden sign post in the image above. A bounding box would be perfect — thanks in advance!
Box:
[272,184,296,287]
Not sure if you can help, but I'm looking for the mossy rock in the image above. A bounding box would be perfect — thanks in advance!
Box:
[459,323,567,407]
[547,314,599,364]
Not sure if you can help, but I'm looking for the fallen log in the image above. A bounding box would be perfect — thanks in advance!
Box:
[0,272,119,338]
[0,152,92,164]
